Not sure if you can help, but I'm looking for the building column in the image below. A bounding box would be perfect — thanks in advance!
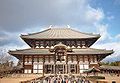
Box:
[54,64,56,74]
[66,55,68,74]
[76,55,79,74]
[43,56,45,76]
[31,56,33,73]
[23,55,25,73]
[65,64,67,74]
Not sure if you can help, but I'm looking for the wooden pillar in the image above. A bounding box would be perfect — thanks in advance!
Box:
[21,55,24,73]
[77,55,79,74]
[83,55,84,63]
[48,56,50,62]
[71,55,73,62]
[43,55,45,76]
[32,56,33,73]
[54,54,56,74]
[88,55,90,69]
[23,55,25,73]
[66,55,68,74]
[54,64,56,74]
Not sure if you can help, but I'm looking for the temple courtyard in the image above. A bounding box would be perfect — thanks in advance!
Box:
[0,73,120,83]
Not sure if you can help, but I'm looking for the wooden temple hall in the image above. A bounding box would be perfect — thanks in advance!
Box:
[9,27,113,75]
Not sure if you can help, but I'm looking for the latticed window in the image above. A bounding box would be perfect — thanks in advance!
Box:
[80,64,89,73]
[68,56,71,62]
[45,56,49,62]
[73,56,77,61]
[79,56,83,62]
[33,64,43,73]
[33,57,38,63]
[56,41,59,44]
[77,41,81,46]
[35,41,39,48]
[40,41,44,46]
[24,69,31,73]
[38,57,43,63]
[50,41,54,46]
[82,41,85,45]
[84,55,88,62]
[50,56,54,62]
[45,65,52,74]
[70,64,75,69]
[45,41,49,46]
[66,41,70,46]
[70,64,76,73]
[84,64,89,69]
[71,41,75,46]
[25,56,32,63]
[90,56,94,62]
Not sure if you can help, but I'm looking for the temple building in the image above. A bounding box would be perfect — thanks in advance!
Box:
[9,27,113,75]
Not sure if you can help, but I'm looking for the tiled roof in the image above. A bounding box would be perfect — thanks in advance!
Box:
[100,65,120,71]
[21,28,100,39]
[9,48,52,55]
[9,48,113,55]
[84,67,100,73]
[71,48,113,55]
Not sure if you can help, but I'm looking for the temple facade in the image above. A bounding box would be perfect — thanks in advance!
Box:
[9,27,113,75]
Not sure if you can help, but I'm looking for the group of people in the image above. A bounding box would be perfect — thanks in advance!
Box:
[40,75,90,83]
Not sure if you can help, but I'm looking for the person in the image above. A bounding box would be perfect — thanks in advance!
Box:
[61,79,64,83]
[66,78,68,83]
[43,78,47,83]
[68,79,71,83]
[77,78,82,83]
[85,79,90,83]
[58,78,61,83]
[54,78,57,83]
[73,80,76,83]
[63,78,66,83]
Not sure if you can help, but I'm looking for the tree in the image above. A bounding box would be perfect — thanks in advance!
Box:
[0,49,12,64]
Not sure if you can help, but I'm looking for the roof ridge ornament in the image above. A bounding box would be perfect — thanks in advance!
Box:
[49,25,52,28]
[67,25,70,28]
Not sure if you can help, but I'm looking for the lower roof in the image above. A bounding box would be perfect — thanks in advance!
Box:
[9,48,113,55]
[100,65,120,71]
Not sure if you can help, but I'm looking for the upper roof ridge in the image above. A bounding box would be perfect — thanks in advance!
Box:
[48,25,71,29]
[21,25,100,40]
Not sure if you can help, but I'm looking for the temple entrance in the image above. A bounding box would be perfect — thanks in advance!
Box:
[44,65,54,74]
[56,64,65,74]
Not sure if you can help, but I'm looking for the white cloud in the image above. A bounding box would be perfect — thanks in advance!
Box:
[0,0,105,46]
[92,42,120,62]
[94,24,112,42]
[115,34,120,39]
[85,7,104,23]
[92,24,120,62]
[0,0,105,32]
[0,0,119,63]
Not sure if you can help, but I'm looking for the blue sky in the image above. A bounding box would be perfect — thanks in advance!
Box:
[0,0,120,63]
[91,0,120,36]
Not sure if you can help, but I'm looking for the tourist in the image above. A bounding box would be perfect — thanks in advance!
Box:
[68,79,71,83]
[43,78,47,83]
[54,78,57,83]
[66,78,68,83]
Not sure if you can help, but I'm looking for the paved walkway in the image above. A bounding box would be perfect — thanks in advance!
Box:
[25,75,91,83]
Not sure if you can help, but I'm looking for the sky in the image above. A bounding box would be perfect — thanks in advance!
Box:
[0,0,120,63]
